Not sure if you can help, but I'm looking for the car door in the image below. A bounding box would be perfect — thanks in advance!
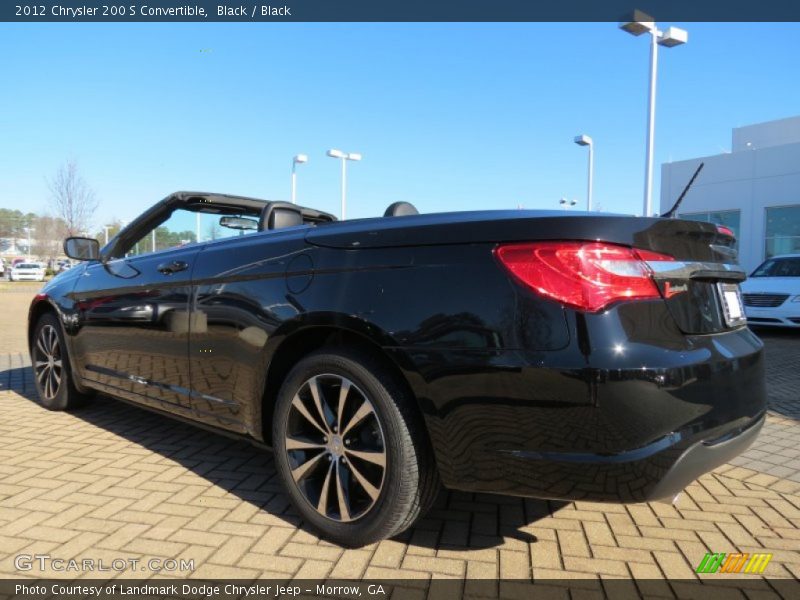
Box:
[188,230,306,434]
[70,245,200,416]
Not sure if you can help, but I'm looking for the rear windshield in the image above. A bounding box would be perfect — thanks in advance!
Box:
[751,257,800,277]
[16,263,41,269]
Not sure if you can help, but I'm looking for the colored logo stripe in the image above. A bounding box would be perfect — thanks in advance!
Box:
[696,553,726,573]
[745,553,773,574]
[696,552,772,574]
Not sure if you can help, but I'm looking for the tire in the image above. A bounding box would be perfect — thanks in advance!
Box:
[272,348,440,547]
[31,312,91,411]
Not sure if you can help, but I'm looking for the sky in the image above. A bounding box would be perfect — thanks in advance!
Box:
[2,22,800,227]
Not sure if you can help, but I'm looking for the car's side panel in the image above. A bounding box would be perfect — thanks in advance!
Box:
[260,242,570,469]
[186,233,570,443]
[184,228,569,437]
[188,230,311,434]
[308,243,570,352]
[68,246,200,414]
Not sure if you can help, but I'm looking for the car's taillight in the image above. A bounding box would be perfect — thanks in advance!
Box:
[494,241,674,312]
[716,225,735,238]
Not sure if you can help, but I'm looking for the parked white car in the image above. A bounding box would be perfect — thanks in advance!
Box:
[9,262,46,282]
[741,254,800,328]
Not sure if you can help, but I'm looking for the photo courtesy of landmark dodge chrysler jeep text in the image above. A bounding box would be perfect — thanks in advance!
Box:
[28,191,765,546]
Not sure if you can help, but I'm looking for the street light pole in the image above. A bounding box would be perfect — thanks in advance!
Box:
[103,226,111,245]
[26,227,34,260]
[327,149,362,220]
[620,11,688,217]
[643,30,658,217]
[340,157,347,220]
[574,135,594,211]
[291,154,308,204]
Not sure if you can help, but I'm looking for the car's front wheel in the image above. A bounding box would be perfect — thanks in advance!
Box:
[31,313,91,411]
[272,349,440,547]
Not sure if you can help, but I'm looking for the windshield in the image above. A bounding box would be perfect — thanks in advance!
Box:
[16,264,40,269]
[751,257,800,277]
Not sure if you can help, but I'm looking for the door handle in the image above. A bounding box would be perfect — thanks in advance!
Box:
[157,260,189,275]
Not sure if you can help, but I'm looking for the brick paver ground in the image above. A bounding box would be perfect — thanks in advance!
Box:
[1,290,799,594]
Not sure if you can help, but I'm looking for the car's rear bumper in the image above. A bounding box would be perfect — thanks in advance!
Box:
[398,323,767,503]
[647,413,764,501]
[465,411,765,503]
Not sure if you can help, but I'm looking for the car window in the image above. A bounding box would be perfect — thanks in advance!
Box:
[124,207,261,258]
[751,257,800,277]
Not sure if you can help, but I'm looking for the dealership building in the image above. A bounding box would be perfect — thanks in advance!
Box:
[659,115,800,272]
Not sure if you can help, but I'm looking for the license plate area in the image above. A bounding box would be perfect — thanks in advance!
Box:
[717,282,746,327]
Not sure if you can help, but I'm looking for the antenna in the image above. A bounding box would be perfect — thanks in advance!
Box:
[661,162,704,218]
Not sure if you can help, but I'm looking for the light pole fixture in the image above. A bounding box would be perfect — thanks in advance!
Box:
[574,134,594,211]
[291,154,308,204]
[559,198,577,211]
[620,10,688,217]
[24,227,35,259]
[326,149,362,219]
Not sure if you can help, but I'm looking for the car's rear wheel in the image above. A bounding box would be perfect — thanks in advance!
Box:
[32,313,90,411]
[272,349,440,547]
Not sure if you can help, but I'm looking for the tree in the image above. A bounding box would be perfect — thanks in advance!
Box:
[155,227,195,250]
[0,209,35,239]
[47,161,98,236]
[92,219,124,246]
[31,215,68,262]
[128,227,196,255]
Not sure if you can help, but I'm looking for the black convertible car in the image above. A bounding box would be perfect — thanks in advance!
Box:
[29,191,765,546]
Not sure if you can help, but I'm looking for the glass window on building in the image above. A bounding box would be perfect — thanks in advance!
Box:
[679,210,741,250]
[765,205,800,259]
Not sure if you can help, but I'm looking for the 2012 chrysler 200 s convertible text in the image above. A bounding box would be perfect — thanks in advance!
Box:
[28,192,765,546]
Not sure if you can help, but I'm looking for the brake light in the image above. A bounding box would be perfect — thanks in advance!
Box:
[716,225,735,238]
[495,241,674,312]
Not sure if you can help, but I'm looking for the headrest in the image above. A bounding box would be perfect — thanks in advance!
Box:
[384,201,419,217]
[270,207,303,229]
[259,202,303,231]
[259,201,338,231]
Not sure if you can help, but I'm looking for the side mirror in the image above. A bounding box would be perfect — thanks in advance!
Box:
[64,237,100,261]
